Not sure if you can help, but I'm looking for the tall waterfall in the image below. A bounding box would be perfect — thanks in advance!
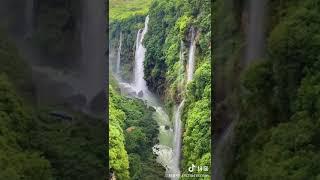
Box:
[115,15,175,173]
[187,28,196,82]
[80,0,106,103]
[171,100,185,177]
[25,0,34,38]
[115,17,197,180]
[171,28,197,178]
[116,32,122,74]
[245,0,268,64]
[134,16,149,92]
[214,1,268,179]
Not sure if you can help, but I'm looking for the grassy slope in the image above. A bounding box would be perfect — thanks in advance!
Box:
[109,0,152,22]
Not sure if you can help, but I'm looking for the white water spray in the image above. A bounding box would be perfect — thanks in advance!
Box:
[116,16,176,176]
[170,100,185,176]
[134,16,149,92]
[187,28,196,82]
[115,17,197,180]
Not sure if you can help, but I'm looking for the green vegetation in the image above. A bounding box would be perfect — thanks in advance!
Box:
[109,15,146,81]
[110,0,211,179]
[109,0,152,22]
[0,74,53,180]
[109,0,153,81]
[0,26,106,179]
[0,28,34,100]
[144,0,211,177]
[109,83,165,179]
[215,0,320,179]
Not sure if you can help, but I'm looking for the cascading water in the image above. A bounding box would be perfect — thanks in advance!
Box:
[134,16,149,93]
[114,16,175,177]
[170,100,185,177]
[187,28,196,82]
[80,0,107,103]
[116,32,122,74]
[170,28,196,179]
[213,1,268,179]
[114,17,197,180]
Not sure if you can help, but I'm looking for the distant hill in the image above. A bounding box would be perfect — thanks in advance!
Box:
[109,0,152,22]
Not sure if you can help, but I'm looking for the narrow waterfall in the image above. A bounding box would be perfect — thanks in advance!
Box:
[80,0,106,103]
[245,0,268,64]
[115,16,175,174]
[25,0,34,38]
[171,28,197,178]
[116,32,122,74]
[213,121,236,180]
[187,28,196,82]
[115,17,197,180]
[134,16,149,93]
[214,1,268,179]
[171,100,185,176]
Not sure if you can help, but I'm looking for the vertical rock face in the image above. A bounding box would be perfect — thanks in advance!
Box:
[80,0,107,103]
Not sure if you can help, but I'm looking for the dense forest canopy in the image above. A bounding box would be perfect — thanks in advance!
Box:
[109,83,166,179]
[214,0,320,179]
[109,0,211,179]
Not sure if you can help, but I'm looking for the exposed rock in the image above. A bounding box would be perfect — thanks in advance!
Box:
[138,90,143,97]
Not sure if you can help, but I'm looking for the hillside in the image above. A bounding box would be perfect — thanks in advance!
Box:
[109,0,152,22]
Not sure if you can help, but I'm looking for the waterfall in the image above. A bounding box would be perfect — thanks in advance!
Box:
[245,0,268,64]
[80,0,107,103]
[117,15,176,177]
[170,28,197,178]
[213,121,235,180]
[25,0,34,38]
[187,28,196,82]
[134,16,149,93]
[213,1,268,179]
[116,32,122,74]
[115,17,197,180]
[171,100,185,176]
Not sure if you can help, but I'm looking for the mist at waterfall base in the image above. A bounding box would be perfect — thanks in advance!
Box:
[112,16,197,179]
[213,0,268,179]
[6,0,107,116]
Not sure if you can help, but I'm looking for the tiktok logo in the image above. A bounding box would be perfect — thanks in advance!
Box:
[188,164,196,172]
[188,164,209,172]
